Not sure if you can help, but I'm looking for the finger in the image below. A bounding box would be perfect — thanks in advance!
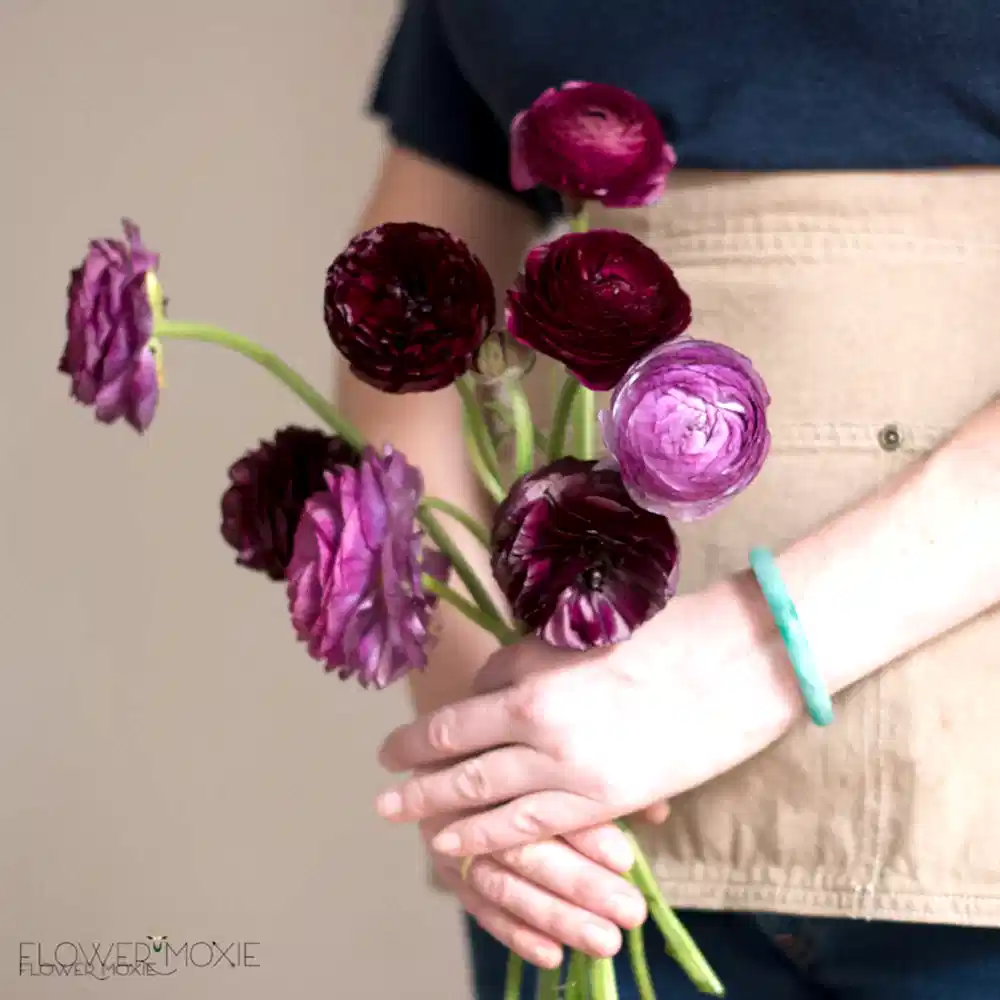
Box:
[465,856,623,957]
[639,801,671,824]
[377,746,557,821]
[563,825,635,873]
[495,840,646,930]
[436,866,564,969]
[433,791,608,858]
[378,692,529,773]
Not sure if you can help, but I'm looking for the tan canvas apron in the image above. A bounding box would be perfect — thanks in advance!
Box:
[496,169,1000,927]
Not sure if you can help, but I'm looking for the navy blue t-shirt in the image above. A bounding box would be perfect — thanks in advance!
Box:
[370,0,1000,220]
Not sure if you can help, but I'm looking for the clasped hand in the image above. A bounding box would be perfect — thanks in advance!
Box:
[376,588,798,965]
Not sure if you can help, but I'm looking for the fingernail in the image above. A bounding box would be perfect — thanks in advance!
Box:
[610,892,645,927]
[432,831,462,855]
[582,923,619,956]
[376,790,402,818]
[601,835,634,872]
[536,945,562,969]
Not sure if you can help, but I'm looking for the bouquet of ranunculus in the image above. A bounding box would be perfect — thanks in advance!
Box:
[60,82,770,999]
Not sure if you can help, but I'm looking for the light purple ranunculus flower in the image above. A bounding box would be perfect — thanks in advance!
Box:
[59,219,161,432]
[601,339,771,521]
[285,445,449,689]
[510,82,676,208]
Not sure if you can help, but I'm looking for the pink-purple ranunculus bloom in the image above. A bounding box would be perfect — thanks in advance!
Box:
[491,458,680,651]
[510,81,676,208]
[285,445,450,689]
[59,219,161,432]
[601,339,771,521]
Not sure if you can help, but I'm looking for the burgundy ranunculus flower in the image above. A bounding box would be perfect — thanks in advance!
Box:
[286,445,450,689]
[601,339,771,520]
[59,219,161,432]
[324,222,495,394]
[220,426,360,581]
[505,230,691,390]
[491,458,680,650]
[510,82,676,208]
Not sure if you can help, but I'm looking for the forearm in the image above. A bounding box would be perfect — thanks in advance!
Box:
[337,147,540,711]
[712,396,1000,712]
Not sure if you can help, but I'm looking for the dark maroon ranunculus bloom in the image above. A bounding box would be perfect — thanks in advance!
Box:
[491,457,680,650]
[510,82,676,208]
[286,445,450,689]
[324,222,496,393]
[220,426,360,581]
[505,229,691,390]
[59,219,161,432]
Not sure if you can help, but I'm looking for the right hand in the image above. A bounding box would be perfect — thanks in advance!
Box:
[423,809,660,968]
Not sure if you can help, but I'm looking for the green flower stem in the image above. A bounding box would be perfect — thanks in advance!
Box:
[417,509,505,626]
[155,321,365,451]
[569,207,591,233]
[457,377,502,483]
[549,375,582,460]
[421,576,517,645]
[508,382,535,479]
[504,953,524,1000]
[624,919,657,1000]
[590,957,619,1000]
[420,497,491,549]
[618,825,725,997]
[573,386,598,461]
[536,965,561,1000]
[462,409,506,503]
[566,951,590,1000]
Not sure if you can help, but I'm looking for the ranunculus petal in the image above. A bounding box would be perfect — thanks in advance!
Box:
[324,223,495,394]
[60,219,161,432]
[286,445,450,688]
[508,82,674,207]
[506,230,691,390]
[220,426,360,581]
[602,339,771,520]
[491,458,679,650]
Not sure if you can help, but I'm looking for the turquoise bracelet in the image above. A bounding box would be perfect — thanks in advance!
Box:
[748,548,834,727]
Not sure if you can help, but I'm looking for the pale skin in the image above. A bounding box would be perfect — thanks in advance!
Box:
[339,147,668,968]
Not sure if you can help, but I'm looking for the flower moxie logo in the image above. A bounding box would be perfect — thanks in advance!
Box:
[19,939,260,979]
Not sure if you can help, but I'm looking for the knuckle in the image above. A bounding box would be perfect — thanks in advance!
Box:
[499,843,542,878]
[511,800,549,839]
[426,708,457,754]
[453,759,491,804]
[509,679,554,731]
[471,862,515,908]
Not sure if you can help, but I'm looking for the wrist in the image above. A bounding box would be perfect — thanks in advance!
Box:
[635,572,805,740]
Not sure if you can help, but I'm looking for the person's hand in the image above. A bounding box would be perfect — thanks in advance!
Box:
[376,579,800,858]
[420,805,648,968]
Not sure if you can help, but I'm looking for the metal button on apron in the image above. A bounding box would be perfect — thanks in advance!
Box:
[877,423,902,451]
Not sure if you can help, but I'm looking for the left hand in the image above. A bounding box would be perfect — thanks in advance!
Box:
[376,581,801,858]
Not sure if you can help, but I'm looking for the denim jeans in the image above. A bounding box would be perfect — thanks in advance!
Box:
[465,911,1000,999]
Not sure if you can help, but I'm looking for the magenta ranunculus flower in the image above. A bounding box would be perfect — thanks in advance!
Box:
[59,219,162,432]
[510,82,676,208]
[601,339,771,521]
[286,445,450,689]
[491,458,680,650]
[505,229,691,390]
[324,223,495,394]
[220,426,360,582]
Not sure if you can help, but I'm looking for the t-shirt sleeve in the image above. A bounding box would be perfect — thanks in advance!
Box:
[368,0,559,223]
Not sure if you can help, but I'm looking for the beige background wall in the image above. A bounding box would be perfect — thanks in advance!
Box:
[0,2,472,997]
